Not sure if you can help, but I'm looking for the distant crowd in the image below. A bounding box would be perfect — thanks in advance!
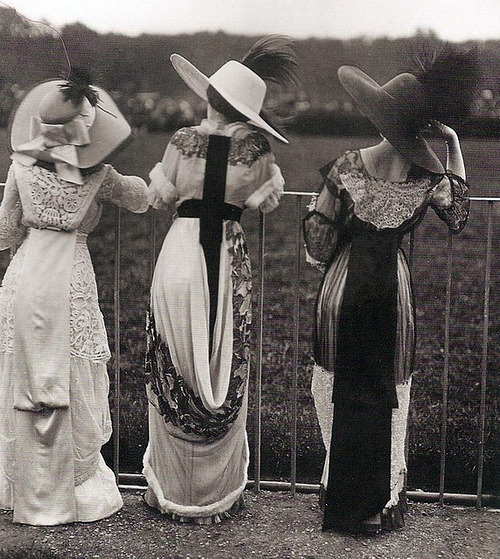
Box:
[1,81,499,134]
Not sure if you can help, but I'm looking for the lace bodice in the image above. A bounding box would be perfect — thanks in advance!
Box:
[0,161,148,250]
[0,162,148,361]
[148,119,284,214]
[303,150,470,268]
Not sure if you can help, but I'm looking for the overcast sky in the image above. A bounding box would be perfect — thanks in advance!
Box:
[8,0,500,42]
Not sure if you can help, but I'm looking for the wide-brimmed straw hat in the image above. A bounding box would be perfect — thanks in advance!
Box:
[10,79,131,172]
[338,65,445,173]
[171,53,288,143]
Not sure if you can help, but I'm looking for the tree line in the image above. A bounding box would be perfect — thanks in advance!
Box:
[1,7,499,135]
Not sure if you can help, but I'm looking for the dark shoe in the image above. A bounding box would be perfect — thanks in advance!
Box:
[322,513,381,535]
[381,505,405,531]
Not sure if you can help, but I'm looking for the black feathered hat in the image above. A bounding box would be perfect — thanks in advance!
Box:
[338,48,480,173]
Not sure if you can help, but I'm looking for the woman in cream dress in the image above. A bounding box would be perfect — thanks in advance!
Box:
[0,70,148,525]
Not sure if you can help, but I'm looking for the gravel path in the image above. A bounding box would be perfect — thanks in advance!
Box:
[1,491,499,558]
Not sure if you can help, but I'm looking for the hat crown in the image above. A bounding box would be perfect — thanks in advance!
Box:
[337,65,444,172]
[381,73,428,116]
[209,61,266,115]
[38,89,82,124]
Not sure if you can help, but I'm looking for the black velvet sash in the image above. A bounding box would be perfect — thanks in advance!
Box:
[199,135,231,355]
[333,230,399,408]
[323,229,400,531]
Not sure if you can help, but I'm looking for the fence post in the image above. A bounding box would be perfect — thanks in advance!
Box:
[113,206,122,482]
[477,201,493,508]
[439,230,453,505]
[290,196,302,495]
[254,210,265,492]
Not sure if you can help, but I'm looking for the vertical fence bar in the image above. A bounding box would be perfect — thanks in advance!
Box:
[290,196,302,495]
[439,230,453,505]
[149,209,157,282]
[113,206,122,481]
[254,211,265,492]
[477,201,493,508]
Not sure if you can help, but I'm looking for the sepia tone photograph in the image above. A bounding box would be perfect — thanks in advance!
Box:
[0,1,499,557]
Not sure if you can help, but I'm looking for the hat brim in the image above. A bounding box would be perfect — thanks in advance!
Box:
[170,54,288,143]
[10,80,131,168]
[338,66,444,174]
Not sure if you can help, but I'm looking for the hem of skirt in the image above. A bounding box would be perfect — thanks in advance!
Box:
[11,502,123,526]
[320,488,406,533]
[148,493,245,525]
[142,437,249,520]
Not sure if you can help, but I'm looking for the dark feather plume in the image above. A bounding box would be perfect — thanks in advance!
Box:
[59,67,99,107]
[412,45,481,125]
[241,35,300,88]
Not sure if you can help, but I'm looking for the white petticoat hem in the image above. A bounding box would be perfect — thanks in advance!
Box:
[142,437,249,519]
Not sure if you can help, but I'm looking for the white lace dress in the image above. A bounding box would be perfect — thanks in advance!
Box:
[0,160,148,525]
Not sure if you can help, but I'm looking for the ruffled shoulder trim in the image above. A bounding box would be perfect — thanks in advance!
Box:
[170,127,208,159]
[229,131,271,167]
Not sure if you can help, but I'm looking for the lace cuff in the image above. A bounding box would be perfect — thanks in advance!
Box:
[148,162,178,210]
[244,165,284,213]
[98,166,149,213]
[432,172,470,234]
[303,196,339,269]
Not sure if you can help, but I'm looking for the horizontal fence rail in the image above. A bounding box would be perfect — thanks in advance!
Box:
[0,184,498,508]
[112,192,500,508]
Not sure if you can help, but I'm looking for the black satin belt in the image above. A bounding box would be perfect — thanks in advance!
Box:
[177,199,243,222]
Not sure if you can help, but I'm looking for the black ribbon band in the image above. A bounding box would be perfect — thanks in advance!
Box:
[199,135,231,355]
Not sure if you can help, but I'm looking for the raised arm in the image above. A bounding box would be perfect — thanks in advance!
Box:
[426,121,469,233]
[0,164,26,250]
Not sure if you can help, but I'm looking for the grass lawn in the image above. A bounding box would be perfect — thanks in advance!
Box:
[0,130,499,495]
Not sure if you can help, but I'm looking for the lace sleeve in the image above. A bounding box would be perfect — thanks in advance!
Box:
[96,165,149,213]
[0,164,26,250]
[302,158,344,270]
[431,172,470,234]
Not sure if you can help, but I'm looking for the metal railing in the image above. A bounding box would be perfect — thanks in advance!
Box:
[0,184,498,508]
[113,193,500,508]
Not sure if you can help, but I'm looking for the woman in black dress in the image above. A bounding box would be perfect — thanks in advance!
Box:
[303,49,480,534]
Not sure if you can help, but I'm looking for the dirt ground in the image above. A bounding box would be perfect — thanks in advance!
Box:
[1,490,499,559]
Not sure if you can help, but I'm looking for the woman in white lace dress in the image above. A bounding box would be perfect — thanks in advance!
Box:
[143,37,298,523]
[303,50,479,534]
[0,70,148,525]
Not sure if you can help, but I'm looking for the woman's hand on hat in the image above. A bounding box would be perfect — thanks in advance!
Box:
[425,120,458,143]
